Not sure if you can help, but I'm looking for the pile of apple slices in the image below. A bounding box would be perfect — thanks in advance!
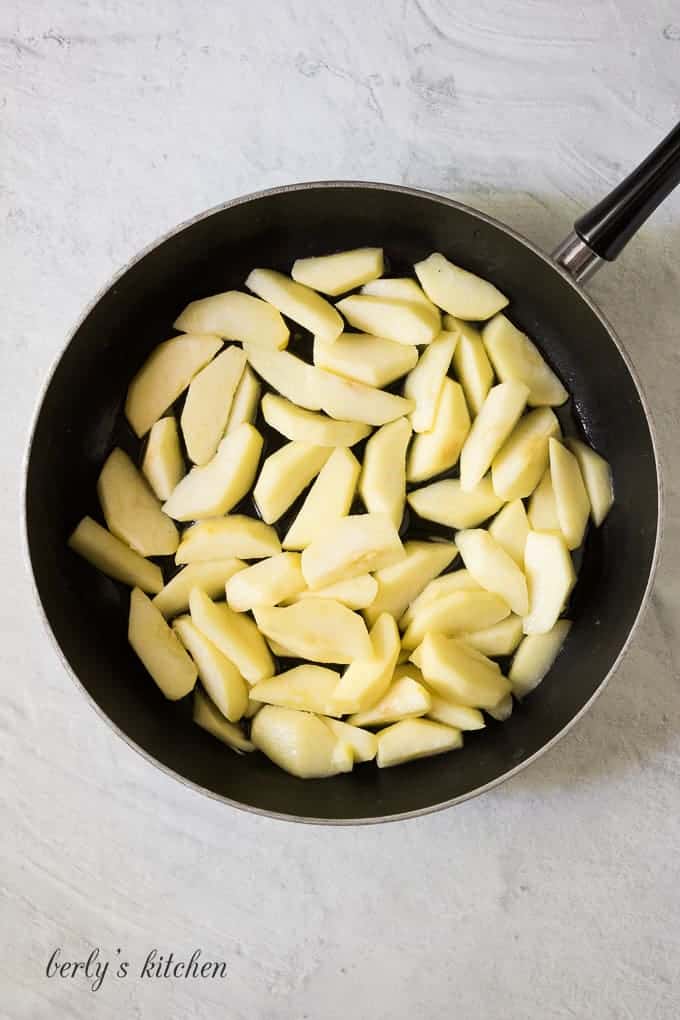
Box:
[68,246,614,779]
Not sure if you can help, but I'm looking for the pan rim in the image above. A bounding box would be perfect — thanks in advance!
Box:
[22,179,664,825]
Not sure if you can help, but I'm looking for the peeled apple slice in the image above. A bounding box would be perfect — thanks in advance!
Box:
[487,693,513,722]
[411,632,510,709]
[243,346,321,411]
[361,277,437,314]
[414,252,508,321]
[482,314,568,406]
[313,333,418,388]
[566,438,614,526]
[125,334,223,437]
[365,540,458,626]
[291,247,383,296]
[163,424,263,522]
[510,619,572,698]
[176,516,280,564]
[246,268,343,344]
[407,378,471,483]
[332,613,401,713]
[348,667,431,727]
[407,476,503,530]
[261,393,371,447]
[142,417,185,500]
[282,447,360,550]
[491,407,561,501]
[459,381,529,491]
[174,290,289,349]
[527,469,561,533]
[193,688,254,752]
[335,294,440,346]
[180,346,246,465]
[253,442,332,524]
[128,588,197,700]
[322,718,377,762]
[254,599,371,665]
[173,616,248,722]
[250,665,343,716]
[462,614,524,656]
[402,590,510,650]
[426,694,485,731]
[359,417,411,527]
[376,718,462,768]
[289,574,378,611]
[456,529,529,617]
[189,588,274,684]
[251,705,353,779]
[446,317,494,416]
[488,499,530,566]
[399,569,481,629]
[549,438,590,550]
[316,369,415,426]
[523,531,576,634]
[154,559,246,618]
[98,448,179,556]
[403,331,458,432]
[301,513,404,589]
[226,553,305,612]
[68,516,163,594]
[226,365,261,433]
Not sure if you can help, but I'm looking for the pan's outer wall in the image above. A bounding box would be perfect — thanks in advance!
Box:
[25,184,659,822]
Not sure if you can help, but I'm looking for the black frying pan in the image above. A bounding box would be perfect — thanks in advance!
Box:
[25,123,680,823]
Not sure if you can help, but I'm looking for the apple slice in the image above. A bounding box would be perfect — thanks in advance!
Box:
[348,666,431,727]
[415,252,508,320]
[98,448,179,556]
[488,499,530,566]
[289,574,378,611]
[459,381,529,491]
[180,346,246,465]
[487,693,513,722]
[376,718,462,768]
[402,590,510,650]
[68,516,163,594]
[411,632,510,709]
[193,688,254,753]
[253,442,332,524]
[251,705,353,778]
[154,559,245,618]
[399,570,481,630]
[163,423,263,521]
[359,417,411,527]
[455,528,529,617]
[173,616,248,722]
[176,516,280,564]
[482,313,568,406]
[250,665,343,716]
[243,346,320,410]
[523,531,576,634]
[316,369,415,426]
[261,393,371,447]
[332,613,401,712]
[361,277,438,313]
[174,290,289,349]
[407,476,503,529]
[313,333,418,388]
[301,513,404,589]
[446,316,494,416]
[226,553,305,612]
[365,540,458,626]
[407,378,471,483]
[282,447,360,550]
[510,619,572,698]
[246,268,343,344]
[565,438,614,526]
[142,417,185,500]
[491,407,561,500]
[254,599,371,665]
[226,365,261,434]
[403,331,458,432]
[461,614,523,656]
[426,694,485,731]
[549,438,590,550]
[335,294,440,346]
[321,718,377,762]
[128,588,197,700]
[189,588,273,683]
[125,334,223,437]
[527,469,561,533]
[291,247,383,296]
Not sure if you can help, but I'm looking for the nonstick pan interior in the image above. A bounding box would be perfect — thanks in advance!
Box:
[25,184,660,822]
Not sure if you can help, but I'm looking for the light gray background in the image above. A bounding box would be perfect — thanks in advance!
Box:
[2,2,679,1017]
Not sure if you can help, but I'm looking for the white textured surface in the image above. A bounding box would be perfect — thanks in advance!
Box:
[2,1,680,1016]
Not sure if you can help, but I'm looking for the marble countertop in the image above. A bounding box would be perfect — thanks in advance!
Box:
[2,1,679,1017]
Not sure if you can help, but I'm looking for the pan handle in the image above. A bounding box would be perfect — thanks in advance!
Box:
[552,119,680,283]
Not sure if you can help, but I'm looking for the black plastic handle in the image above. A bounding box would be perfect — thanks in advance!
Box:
[574,119,680,261]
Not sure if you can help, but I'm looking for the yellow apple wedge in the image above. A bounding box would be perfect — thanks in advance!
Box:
[225,553,305,612]
[193,688,254,753]
[282,447,360,550]
[455,528,529,617]
[153,559,245,618]
[253,442,332,524]
[332,613,401,712]
[407,378,471,483]
[491,407,561,500]
[321,718,377,762]
[301,513,404,589]
[250,665,343,716]
[98,448,179,556]
[254,599,371,665]
[291,247,383,296]
[173,615,249,722]
[335,294,440,346]
[128,588,197,700]
[376,718,462,768]
[461,614,524,656]
[359,417,411,527]
[549,438,590,549]
[246,268,343,344]
[225,365,261,433]
[510,619,572,698]
[407,476,503,529]
[446,316,494,416]
[565,438,614,526]
[316,369,415,426]
[482,313,568,406]
[243,346,321,410]
[261,393,371,447]
[68,517,163,594]
[527,469,561,533]
[175,516,280,564]
[403,331,458,433]
[426,694,485,731]
[459,381,529,491]
[251,706,353,778]
[365,540,458,626]
[411,632,510,709]
[401,590,510,650]
[361,277,438,313]
[486,693,514,722]
[180,346,246,464]
[399,569,481,630]
[288,574,378,611]
[415,252,508,320]
[313,333,418,388]
[523,531,576,635]
[142,417,185,501]
[174,290,289,349]
[348,667,431,727]
[189,588,274,684]
[488,499,530,566]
